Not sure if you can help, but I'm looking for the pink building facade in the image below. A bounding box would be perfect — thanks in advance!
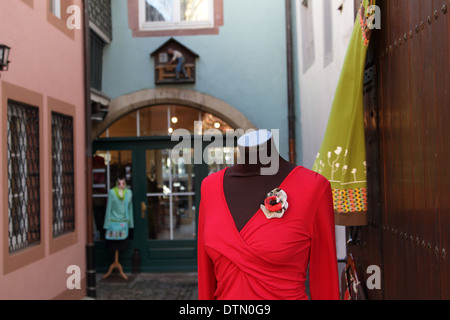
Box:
[0,0,87,299]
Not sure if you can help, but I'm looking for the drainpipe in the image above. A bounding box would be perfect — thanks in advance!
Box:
[83,0,96,299]
[285,0,296,164]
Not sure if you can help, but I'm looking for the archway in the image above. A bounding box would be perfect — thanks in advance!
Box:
[92,88,256,139]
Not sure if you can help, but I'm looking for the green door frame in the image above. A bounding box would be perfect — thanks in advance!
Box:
[93,136,210,273]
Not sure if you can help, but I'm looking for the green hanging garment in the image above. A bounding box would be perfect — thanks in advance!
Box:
[313,0,376,226]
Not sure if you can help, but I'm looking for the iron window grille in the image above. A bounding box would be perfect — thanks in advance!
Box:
[51,112,75,238]
[7,100,41,254]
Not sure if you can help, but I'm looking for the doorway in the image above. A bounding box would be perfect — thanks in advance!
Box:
[92,105,236,272]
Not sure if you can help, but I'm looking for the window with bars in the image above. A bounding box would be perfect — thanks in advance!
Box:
[7,100,41,254]
[51,112,75,237]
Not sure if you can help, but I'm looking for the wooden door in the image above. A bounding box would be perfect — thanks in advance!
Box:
[349,0,449,300]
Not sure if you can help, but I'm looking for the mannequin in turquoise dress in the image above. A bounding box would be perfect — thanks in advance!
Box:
[103,177,134,280]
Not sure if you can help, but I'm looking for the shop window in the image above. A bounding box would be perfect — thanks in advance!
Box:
[6,100,41,253]
[92,150,132,241]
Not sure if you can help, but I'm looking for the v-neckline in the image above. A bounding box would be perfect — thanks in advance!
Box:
[113,187,126,200]
[220,166,301,236]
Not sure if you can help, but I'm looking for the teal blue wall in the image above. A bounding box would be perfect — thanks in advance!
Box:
[102,0,299,161]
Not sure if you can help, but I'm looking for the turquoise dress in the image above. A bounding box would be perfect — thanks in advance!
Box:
[103,187,134,232]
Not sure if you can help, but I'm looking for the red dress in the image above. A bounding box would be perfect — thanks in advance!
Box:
[197,166,340,300]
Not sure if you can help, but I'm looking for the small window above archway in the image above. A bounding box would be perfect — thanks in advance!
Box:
[99,104,234,138]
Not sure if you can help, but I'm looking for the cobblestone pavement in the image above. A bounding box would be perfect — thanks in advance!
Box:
[95,272,198,300]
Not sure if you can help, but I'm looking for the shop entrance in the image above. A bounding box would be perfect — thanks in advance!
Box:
[92,105,235,272]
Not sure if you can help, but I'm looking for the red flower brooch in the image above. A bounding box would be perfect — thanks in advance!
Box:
[260,188,289,219]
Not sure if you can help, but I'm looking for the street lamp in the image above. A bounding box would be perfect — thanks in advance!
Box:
[0,45,11,71]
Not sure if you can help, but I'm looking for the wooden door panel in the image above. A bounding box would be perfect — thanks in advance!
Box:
[352,0,449,299]
[432,0,450,299]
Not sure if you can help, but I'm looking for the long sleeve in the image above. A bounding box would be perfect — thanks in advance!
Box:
[103,189,114,230]
[197,184,217,300]
[308,181,340,300]
[127,190,134,228]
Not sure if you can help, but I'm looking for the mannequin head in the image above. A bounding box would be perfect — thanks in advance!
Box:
[116,172,126,189]
[117,178,126,189]
[237,130,280,175]
[237,129,272,152]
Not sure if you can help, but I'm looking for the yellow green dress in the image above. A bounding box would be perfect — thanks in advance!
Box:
[313,0,376,226]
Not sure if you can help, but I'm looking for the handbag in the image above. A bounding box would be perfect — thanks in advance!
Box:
[105,189,130,240]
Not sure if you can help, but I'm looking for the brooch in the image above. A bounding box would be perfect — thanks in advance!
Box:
[260,188,289,219]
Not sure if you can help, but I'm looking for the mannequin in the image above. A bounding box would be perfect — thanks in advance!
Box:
[103,177,134,280]
[224,130,296,231]
[197,129,340,300]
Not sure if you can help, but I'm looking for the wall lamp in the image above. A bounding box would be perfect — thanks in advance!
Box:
[0,45,11,71]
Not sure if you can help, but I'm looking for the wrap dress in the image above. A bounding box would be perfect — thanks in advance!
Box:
[197,166,340,300]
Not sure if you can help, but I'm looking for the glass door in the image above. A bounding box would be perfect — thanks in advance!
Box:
[136,145,200,272]
[145,149,196,241]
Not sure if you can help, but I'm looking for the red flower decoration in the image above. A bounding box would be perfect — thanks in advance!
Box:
[260,188,289,219]
[264,196,283,212]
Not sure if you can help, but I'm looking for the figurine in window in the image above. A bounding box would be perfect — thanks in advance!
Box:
[167,48,189,80]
